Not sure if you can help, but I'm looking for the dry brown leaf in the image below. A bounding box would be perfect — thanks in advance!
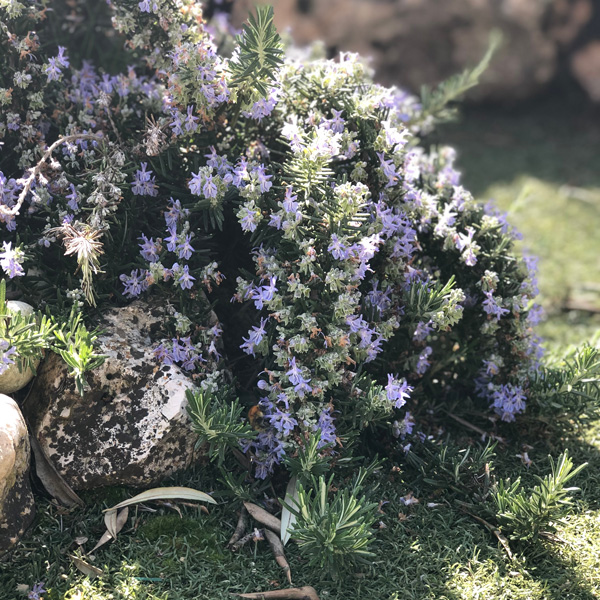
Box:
[70,555,103,579]
[234,586,320,599]
[30,434,84,507]
[243,502,281,533]
[92,507,129,553]
[228,505,249,549]
[264,529,292,585]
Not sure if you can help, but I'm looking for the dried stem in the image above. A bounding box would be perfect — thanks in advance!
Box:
[244,501,282,533]
[264,529,292,585]
[233,586,320,600]
[228,505,250,549]
[0,133,104,218]
[231,528,262,553]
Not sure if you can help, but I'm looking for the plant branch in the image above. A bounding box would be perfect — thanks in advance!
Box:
[1,133,104,218]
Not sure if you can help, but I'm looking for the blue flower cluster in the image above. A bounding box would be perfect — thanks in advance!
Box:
[0,0,548,482]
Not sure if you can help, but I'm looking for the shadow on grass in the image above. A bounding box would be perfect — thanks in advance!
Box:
[436,88,600,197]
[440,421,600,600]
[2,421,600,600]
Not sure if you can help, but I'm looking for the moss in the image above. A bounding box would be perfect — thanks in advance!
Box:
[138,514,230,564]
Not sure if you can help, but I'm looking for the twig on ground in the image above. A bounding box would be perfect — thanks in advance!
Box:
[231,528,263,553]
[447,412,488,437]
[462,509,514,561]
[228,505,249,549]
[233,586,320,599]
[264,529,292,585]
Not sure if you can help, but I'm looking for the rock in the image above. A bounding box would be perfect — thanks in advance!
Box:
[0,394,35,556]
[550,0,594,47]
[23,300,209,490]
[0,300,41,394]
[571,41,600,100]
[230,0,594,102]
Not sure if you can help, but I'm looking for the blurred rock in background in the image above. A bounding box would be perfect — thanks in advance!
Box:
[225,0,600,103]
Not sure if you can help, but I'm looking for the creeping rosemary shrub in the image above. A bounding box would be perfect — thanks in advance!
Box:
[0,1,597,495]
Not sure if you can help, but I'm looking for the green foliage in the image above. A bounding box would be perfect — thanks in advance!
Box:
[492,451,587,541]
[283,431,333,481]
[186,388,256,466]
[0,279,104,391]
[0,280,56,374]
[283,469,378,577]
[419,31,502,128]
[530,344,600,426]
[410,440,496,500]
[404,275,464,329]
[341,376,394,431]
[53,308,106,395]
[228,5,284,106]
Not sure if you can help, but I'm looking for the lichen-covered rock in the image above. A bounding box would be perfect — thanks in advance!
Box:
[23,301,205,490]
[0,394,35,556]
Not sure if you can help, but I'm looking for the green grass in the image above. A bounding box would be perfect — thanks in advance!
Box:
[3,96,600,600]
[3,425,600,600]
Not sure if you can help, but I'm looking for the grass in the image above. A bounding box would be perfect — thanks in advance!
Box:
[2,93,600,599]
[3,424,600,600]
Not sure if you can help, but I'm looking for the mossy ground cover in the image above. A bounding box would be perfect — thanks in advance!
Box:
[2,95,600,600]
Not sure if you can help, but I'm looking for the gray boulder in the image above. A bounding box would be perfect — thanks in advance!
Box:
[0,395,35,556]
[230,0,594,102]
[24,300,206,490]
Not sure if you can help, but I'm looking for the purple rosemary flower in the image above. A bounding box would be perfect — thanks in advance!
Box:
[286,357,311,394]
[138,0,158,12]
[56,46,69,68]
[120,269,149,297]
[377,152,400,188]
[253,164,272,194]
[385,375,413,409]
[44,57,62,81]
[164,198,185,228]
[252,276,277,310]
[132,163,158,197]
[28,582,46,600]
[268,213,282,230]
[66,184,79,212]
[0,340,17,376]
[269,407,298,436]
[416,346,432,375]
[176,233,195,260]
[138,234,160,263]
[482,358,500,377]
[232,157,249,188]
[184,105,199,133]
[169,111,184,136]
[392,412,414,439]
[328,234,348,260]
[0,242,25,278]
[174,263,195,290]
[315,407,337,447]
[322,108,345,133]
[164,226,178,252]
[241,317,269,356]
[482,291,509,321]
[492,384,527,422]
[238,205,259,232]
